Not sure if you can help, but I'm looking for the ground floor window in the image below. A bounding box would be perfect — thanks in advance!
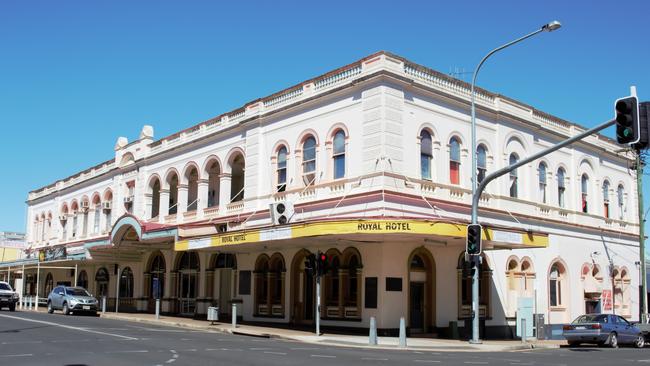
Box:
[119,267,134,298]
[457,253,491,318]
[77,270,88,289]
[95,267,109,298]
[322,248,362,318]
[44,272,54,296]
[254,253,285,316]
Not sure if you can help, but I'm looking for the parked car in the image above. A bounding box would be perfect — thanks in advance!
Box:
[563,313,644,348]
[47,286,98,315]
[0,281,18,311]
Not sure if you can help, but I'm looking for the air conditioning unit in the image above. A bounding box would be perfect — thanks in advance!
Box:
[102,202,112,210]
[270,201,294,225]
[81,201,90,209]
[123,196,134,203]
[58,215,68,221]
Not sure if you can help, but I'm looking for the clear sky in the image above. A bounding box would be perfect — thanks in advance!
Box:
[0,1,648,237]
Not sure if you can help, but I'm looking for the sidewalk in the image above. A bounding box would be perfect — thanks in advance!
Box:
[97,311,564,352]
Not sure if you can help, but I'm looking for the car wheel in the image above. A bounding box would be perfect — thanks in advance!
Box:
[608,332,618,348]
[62,302,70,315]
[9,303,15,312]
[47,302,54,314]
[635,335,645,348]
[568,341,581,347]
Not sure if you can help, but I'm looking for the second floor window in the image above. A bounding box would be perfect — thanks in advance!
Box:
[477,144,487,183]
[449,137,461,185]
[277,146,287,192]
[509,153,519,198]
[617,185,625,220]
[557,168,566,208]
[603,180,610,218]
[333,130,346,179]
[420,130,432,180]
[581,174,589,213]
[538,163,547,204]
[302,136,317,186]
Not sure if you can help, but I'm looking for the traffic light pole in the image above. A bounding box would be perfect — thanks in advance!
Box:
[316,275,321,335]
[469,118,615,343]
[637,152,647,323]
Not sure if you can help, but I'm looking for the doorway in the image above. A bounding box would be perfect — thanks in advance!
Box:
[176,251,200,316]
[291,249,315,324]
[410,282,425,332]
[407,248,436,335]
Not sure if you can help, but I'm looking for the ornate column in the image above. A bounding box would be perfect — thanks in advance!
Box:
[219,173,232,212]
[196,179,209,219]
[159,189,170,223]
[177,184,188,217]
[144,193,153,220]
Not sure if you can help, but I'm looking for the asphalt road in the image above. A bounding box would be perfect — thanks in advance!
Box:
[1,310,650,366]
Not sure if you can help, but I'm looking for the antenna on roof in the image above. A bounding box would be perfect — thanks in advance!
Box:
[448,66,471,81]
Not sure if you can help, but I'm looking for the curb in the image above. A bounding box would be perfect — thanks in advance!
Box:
[97,313,560,352]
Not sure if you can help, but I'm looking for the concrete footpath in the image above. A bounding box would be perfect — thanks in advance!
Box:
[93,311,563,352]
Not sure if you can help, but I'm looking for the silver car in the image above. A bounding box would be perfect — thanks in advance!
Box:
[563,313,645,348]
[47,286,98,315]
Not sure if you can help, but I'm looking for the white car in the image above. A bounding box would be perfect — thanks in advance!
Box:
[0,281,19,311]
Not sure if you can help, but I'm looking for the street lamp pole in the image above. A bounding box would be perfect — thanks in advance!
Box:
[469,21,561,344]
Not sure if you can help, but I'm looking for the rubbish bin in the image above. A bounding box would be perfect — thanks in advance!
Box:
[207,306,219,324]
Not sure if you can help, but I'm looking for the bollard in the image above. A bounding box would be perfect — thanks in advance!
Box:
[521,318,527,343]
[232,303,237,329]
[28,296,32,310]
[155,299,160,320]
[399,317,407,348]
[102,296,107,313]
[369,316,378,345]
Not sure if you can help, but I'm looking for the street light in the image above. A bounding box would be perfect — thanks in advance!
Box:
[468,20,561,344]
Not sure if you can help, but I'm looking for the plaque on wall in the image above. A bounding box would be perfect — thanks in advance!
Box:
[365,277,378,309]
[385,277,402,291]
[238,270,251,295]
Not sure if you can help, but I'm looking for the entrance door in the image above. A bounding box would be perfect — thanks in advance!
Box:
[179,271,197,315]
[218,269,233,315]
[303,269,314,321]
[410,282,425,333]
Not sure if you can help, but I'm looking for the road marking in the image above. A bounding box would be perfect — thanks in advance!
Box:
[464,363,488,365]
[1,340,42,345]
[106,350,149,354]
[290,347,319,350]
[250,347,273,350]
[0,354,33,358]
[362,357,389,361]
[264,351,287,355]
[414,361,441,364]
[0,313,138,340]
[311,354,336,358]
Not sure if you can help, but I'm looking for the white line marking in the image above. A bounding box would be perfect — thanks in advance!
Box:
[0,354,33,358]
[264,351,287,355]
[290,347,320,350]
[464,363,488,365]
[250,347,273,350]
[1,341,42,345]
[362,357,388,361]
[414,361,441,364]
[106,350,149,354]
[311,355,336,358]
[0,313,137,340]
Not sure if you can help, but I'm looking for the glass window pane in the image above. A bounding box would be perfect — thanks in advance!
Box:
[421,155,431,180]
[334,131,345,154]
[334,155,345,179]
[420,131,432,154]
[303,137,316,161]
[581,175,588,194]
[477,145,487,168]
[450,138,460,162]
[539,163,546,184]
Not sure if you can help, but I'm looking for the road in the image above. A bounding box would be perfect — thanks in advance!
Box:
[1,310,649,366]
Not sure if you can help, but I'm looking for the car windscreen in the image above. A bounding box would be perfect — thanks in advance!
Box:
[66,288,90,296]
[573,314,608,324]
[0,283,11,291]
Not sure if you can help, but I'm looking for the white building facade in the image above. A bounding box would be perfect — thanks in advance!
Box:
[18,52,640,339]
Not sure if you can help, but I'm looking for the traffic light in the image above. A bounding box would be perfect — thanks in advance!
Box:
[316,251,329,277]
[466,224,482,255]
[638,102,650,150]
[304,253,316,277]
[615,96,640,145]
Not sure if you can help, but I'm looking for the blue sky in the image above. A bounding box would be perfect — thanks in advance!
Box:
[0,0,648,236]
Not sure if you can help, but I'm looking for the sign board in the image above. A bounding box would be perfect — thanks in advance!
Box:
[602,289,613,311]
[39,247,67,262]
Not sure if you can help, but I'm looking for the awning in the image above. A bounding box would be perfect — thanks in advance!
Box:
[175,219,549,251]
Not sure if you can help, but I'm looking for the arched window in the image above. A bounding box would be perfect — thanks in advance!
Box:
[149,253,166,299]
[324,252,341,307]
[77,270,88,289]
[509,153,519,198]
[581,174,589,213]
[539,163,547,204]
[549,262,565,307]
[71,201,79,238]
[103,190,113,233]
[119,267,134,298]
[254,255,270,315]
[92,196,101,234]
[276,146,288,192]
[617,185,625,220]
[206,160,220,208]
[333,130,346,179]
[477,144,487,183]
[214,253,237,269]
[95,267,109,298]
[44,272,54,296]
[557,168,566,208]
[602,180,610,218]
[449,137,461,185]
[150,178,161,219]
[254,253,285,316]
[167,172,179,215]
[345,253,361,308]
[230,154,245,202]
[186,166,199,211]
[302,136,317,186]
[420,130,433,180]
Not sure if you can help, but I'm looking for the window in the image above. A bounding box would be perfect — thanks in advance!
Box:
[149,253,166,299]
[324,254,341,306]
[602,180,610,218]
[538,163,547,203]
[617,185,625,220]
[302,136,317,186]
[167,173,179,215]
[119,267,134,298]
[95,267,109,298]
[206,160,220,208]
[104,191,113,233]
[93,203,100,234]
[449,137,461,185]
[420,130,433,180]
[509,153,519,198]
[457,253,491,317]
[477,144,487,183]
[186,167,199,211]
[77,270,88,289]
[230,154,245,202]
[549,263,563,307]
[150,178,161,219]
[254,253,285,316]
[276,146,288,192]
[333,130,346,179]
[581,174,589,213]
[557,168,566,208]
